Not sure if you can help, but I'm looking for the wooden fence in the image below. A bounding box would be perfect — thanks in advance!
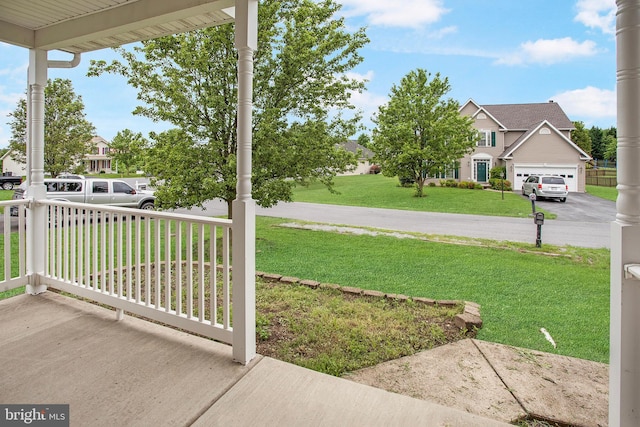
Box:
[586,169,617,187]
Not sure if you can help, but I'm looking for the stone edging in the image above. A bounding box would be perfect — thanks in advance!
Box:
[256,271,483,332]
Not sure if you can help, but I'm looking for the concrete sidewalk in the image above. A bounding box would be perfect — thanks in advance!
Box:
[346,339,609,426]
[0,292,506,426]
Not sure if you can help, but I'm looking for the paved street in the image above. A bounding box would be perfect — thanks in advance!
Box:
[173,192,614,249]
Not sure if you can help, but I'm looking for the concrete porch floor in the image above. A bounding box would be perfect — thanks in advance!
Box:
[0,292,504,426]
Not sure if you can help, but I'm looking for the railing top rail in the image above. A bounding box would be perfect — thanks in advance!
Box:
[38,199,232,226]
[0,199,29,207]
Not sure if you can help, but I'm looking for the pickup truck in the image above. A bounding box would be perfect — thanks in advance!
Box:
[0,175,22,190]
[10,178,155,215]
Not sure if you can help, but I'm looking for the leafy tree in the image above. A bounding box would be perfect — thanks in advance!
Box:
[0,147,8,159]
[370,69,477,197]
[8,78,95,177]
[571,121,591,155]
[604,134,617,162]
[89,0,367,218]
[110,129,148,174]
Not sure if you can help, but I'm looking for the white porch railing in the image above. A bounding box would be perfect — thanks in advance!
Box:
[1,199,234,345]
[0,199,28,291]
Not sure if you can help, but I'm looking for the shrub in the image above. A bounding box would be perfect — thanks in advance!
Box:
[428,182,436,187]
[439,180,447,187]
[490,166,507,180]
[398,175,415,187]
[489,178,513,191]
[474,184,483,190]
[369,165,381,174]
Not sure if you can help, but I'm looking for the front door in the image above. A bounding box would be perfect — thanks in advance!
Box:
[476,161,488,183]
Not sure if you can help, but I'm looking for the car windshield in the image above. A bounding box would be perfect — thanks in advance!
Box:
[541,177,565,185]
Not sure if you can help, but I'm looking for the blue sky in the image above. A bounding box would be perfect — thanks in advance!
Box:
[0,0,616,148]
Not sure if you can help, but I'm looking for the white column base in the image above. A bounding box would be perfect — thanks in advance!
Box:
[232,198,256,365]
[610,221,640,426]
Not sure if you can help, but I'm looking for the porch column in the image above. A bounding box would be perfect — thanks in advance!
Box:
[25,49,48,295]
[611,1,640,424]
[232,0,258,365]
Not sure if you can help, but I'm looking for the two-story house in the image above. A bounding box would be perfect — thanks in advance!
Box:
[83,136,113,173]
[458,100,591,192]
[1,135,114,176]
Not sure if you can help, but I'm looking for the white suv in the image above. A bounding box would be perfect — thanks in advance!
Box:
[521,175,568,202]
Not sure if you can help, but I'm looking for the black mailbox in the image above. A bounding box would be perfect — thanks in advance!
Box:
[534,212,545,225]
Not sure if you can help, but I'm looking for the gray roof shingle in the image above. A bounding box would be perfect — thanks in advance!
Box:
[481,102,574,130]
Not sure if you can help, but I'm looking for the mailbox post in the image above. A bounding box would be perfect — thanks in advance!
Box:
[529,192,536,213]
[534,211,544,247]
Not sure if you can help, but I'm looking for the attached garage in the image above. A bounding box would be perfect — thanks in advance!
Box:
[513,164,578,192]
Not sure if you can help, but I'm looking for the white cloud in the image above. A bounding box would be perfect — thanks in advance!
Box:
[334,70,388,130]
[429,25,457,39]
[338,0,449,29]
[575,0,616,35]
[495,37,599,66]
[350,88,388,118]
[345,70,375,84]
[551,86,616,120]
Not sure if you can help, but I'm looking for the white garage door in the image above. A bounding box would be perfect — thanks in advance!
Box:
[514,165,578,192]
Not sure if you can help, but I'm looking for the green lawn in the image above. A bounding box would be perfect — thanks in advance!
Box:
[256,217,610,363]
[586,185,617,201]
[0,180,613,364]
[293,174,553,218]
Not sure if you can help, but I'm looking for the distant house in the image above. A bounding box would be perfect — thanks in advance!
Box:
[338,140,375,175]
[83,136,113,173]
[1,135,114,176]
[458,100,591,192]
[1,149,26,176]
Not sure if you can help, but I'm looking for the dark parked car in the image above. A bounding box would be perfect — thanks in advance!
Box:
[0,174,22,190]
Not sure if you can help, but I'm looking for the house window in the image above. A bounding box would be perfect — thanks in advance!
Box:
[430,162,459,179]
[477,130,496,147]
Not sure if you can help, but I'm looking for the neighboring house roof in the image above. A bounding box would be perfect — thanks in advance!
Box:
[340,140,374,160]
[0,150,11,161]
[92,136,109,145]
[460,99,575,131]
[499,120,591,160]
[482,102,574,131]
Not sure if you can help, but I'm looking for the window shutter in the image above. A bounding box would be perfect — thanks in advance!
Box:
[491,132,496,147]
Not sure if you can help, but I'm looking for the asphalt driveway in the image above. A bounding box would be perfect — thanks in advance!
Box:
[524,192,617,223]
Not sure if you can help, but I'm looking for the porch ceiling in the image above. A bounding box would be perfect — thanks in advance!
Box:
[0,0,235,54]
